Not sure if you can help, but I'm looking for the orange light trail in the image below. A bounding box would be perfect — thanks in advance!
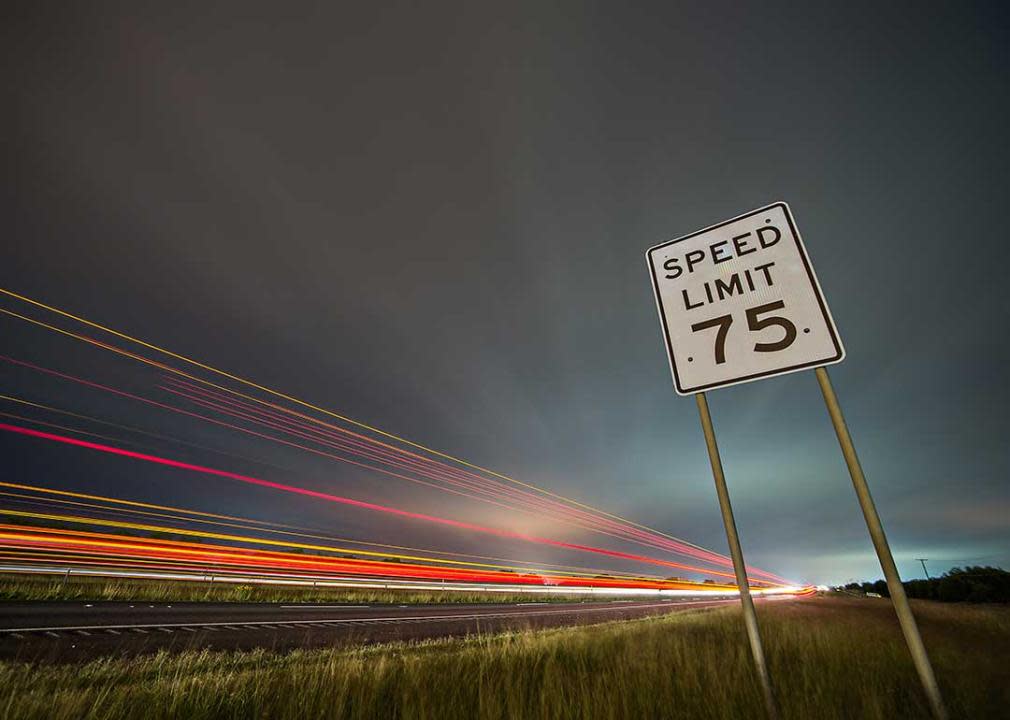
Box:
[0,504,663,582]
[161,378,708,555]
[0,523,748,591]
[2,354,787,584]
[0,288,793,584]
[0,421,766,583]
[162,375,768,573]
[12,351,738,571]
[0,393,300,474]
[0,483,655,581]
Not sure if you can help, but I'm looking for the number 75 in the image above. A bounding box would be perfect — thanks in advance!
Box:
[690,300,797,365]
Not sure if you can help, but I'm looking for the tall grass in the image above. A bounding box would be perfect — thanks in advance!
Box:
[0,574,599,605]
[0,596,1006,719]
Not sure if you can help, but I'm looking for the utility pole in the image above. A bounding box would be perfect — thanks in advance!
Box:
[916,558,931,580]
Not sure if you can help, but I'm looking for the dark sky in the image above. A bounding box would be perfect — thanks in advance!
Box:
[2,1,1008,584]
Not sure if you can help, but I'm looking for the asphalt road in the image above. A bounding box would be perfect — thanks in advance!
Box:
[0,596,744,661]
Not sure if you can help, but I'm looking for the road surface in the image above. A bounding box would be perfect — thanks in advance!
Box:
[0,596,748,661]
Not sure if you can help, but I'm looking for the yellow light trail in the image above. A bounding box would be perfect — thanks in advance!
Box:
[3,310,654,552]
[0,477,669,579]
[0,288,726,558]
[0,524,726,590]
[0,489,656,582]
[0,310,754,584]
[0,410,159,452]
[0,508,541,574]
[0,507,662,582]
[0,549,253,574]
[0,393,299,475]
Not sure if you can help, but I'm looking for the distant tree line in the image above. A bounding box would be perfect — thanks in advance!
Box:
[843,566,1010,603]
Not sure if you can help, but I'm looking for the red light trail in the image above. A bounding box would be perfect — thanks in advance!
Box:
[0,522,755,593]
[161,375,763,572]
[0,421,759,582]
[1,354,789,583]
[0,479,656,579]
[0,287,800,590]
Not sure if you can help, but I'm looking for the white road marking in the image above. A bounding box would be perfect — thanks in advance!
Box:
[279,605,369,609]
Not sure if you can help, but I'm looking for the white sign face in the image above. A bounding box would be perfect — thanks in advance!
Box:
[647,202,844,395]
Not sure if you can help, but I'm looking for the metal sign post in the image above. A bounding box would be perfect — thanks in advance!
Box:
[696,391,779,720]
[645,202,947,720]
[815,367,947,720]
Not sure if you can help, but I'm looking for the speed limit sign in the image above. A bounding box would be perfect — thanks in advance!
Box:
[645,204,947,719]
[647,202,844,394]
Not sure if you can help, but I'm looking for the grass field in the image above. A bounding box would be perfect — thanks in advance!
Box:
[0,595,1006,719]
[0,573,610,605]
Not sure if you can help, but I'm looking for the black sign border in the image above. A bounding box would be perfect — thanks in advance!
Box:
[646,202,845,395]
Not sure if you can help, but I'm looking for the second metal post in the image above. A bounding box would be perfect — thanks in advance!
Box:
[815,367,947,720]
[695,392,779,720]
